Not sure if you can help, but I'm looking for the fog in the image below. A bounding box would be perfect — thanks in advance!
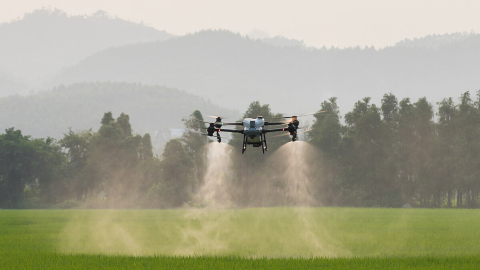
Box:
[58,141,348,257]
[1,8,479,134]
[1,3,480,262]
[4,1,480,48]
[1,5,478,207]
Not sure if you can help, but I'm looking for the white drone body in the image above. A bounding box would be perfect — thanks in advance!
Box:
[242,117,266,147]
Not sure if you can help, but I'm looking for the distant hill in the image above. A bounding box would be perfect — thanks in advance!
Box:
[261,36,307,49]
[395,32,479,50]
[0,72,29,96]
[0,82,237,141]
[51,30,480,114]
[0,9,175,88]
[247,29,307,49]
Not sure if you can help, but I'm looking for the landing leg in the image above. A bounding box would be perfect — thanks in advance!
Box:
[242,134,246,154]
[264,132,268,151]
[261,133,265,154]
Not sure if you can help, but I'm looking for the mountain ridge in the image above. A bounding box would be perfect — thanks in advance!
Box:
[0,8,175,87]
[50,30,480,114]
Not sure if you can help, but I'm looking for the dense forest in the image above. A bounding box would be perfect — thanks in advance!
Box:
[1,91,479,209]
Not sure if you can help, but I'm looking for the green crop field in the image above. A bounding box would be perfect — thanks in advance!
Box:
[1,208,480,269]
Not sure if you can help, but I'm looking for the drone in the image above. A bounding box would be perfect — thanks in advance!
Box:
[195,112,323,154]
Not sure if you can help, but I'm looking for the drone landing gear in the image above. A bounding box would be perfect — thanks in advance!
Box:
[216,131,221,143]
[262,133,268,154]
[261,133,265,154]
[242,134,247,154]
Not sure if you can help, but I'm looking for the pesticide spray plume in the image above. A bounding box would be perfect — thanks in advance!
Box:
[195,142,234,208]
[265,141,321,207]
[57,141,350,258]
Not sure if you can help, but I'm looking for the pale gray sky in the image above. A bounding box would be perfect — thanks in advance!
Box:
[1,0,479,48]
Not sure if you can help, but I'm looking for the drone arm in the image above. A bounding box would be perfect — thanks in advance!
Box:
[264,128,287,133]
[222,122,244,126]
[218,128,244,133]
[264,122,288,126]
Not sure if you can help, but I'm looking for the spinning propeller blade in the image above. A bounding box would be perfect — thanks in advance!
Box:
[296,129,312,135]
[272,128,312,137]
[197,119,242,126]
[273,132,292,137]
[273,111,326,119]
[206,115,227,120]
[188,130,221,137]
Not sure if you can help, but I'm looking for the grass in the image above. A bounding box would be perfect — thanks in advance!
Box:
[1,208,480,269]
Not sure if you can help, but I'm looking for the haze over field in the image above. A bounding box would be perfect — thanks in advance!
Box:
[1,1,480,209]
[2,4,480,269]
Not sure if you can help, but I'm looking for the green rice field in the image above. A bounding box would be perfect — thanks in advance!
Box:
[1,208,480,269]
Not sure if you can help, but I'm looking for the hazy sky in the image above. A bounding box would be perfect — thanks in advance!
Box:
[1,0,479,48]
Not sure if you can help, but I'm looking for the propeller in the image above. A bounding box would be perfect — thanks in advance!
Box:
[189,130,221,138]
[197,119,242,126]
[273,111,326,119]
[196,120,211,124]
[206,115,227,119]
[206,115,228,124]
[296,129,312,135]
[273,132,292,138]
[272,128,312,138]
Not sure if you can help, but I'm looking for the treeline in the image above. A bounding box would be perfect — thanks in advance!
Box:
[0,111,200,209]
[1,91,480,209]
[309,91,480,208]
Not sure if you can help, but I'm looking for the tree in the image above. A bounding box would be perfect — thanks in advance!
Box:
[60,112,157,207]
[436,97,457,207]
[307,97,343,205]
[308,97,342,159]
[140,133,154,160]
[452,92,480,208]
[156,139,195,207]
[59,129,94,201]
[0,128,66,208]
[342,97,400,206]
[181,110,208,188]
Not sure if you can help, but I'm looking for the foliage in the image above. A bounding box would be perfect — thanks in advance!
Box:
[0,128,66,208]
[181,110,208,186]
[157,139,195,207]
[2,90,480,209]
[307,91,480,208]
